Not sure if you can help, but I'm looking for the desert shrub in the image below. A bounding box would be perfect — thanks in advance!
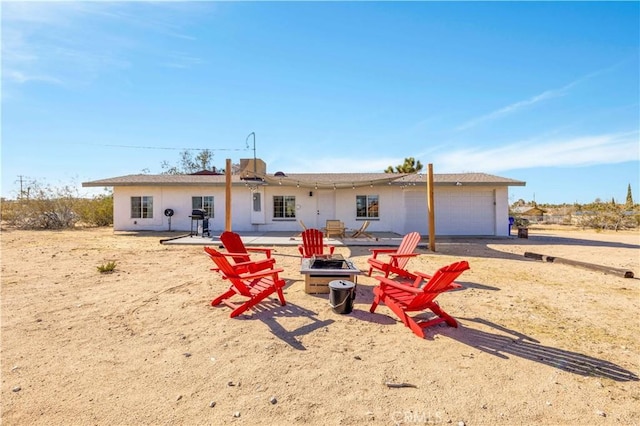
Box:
[578,202,638,231]
[1,181,113,229]
[97,261,117,273]
[5,183,79,229]
[75,193,113,226]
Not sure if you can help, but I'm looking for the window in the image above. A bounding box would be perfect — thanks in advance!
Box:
[192,196,214,217]
[356,195,379,219]
[131,196,153,219]
[273,195,296,219]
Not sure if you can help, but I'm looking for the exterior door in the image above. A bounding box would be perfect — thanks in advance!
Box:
[250,189,266,224]
[315,190,336,229]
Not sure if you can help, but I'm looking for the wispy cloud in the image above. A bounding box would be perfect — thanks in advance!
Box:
[1,2,208,90]
[432,131,640,173]
[455,66,618,131]
[161,52,205,69]
[280,131,639,175]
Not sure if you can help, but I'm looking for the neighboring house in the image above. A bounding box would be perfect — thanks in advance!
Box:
[82,159,526,237]
[510,205,546,223]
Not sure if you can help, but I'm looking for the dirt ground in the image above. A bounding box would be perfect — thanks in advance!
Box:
[1,225,639,425]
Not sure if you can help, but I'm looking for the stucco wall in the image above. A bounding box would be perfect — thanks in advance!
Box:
[112,184,511,236]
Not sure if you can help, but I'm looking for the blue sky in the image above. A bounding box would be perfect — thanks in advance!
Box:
[2,1,639,204]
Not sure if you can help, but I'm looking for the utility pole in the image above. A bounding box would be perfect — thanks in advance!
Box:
[16,175,26,199]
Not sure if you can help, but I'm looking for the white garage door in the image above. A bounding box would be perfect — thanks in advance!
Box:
[436,189,495,235]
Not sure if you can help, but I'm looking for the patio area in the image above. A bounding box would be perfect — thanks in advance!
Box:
[159,230,414,247]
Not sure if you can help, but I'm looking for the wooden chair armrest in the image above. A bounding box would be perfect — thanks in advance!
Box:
[219,251,251,258]
[239,268,284,280]
[388,253,419,259]
[375,277,423,294]
[422,282,463,294]
[410,271,463,290]
[233,258,275,267]
[246,247,272,258]
[369,248,396,259]
[412,271,433,280]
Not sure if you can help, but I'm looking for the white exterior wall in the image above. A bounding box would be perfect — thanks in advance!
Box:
[113,185,240,232]
[113,184,511,236]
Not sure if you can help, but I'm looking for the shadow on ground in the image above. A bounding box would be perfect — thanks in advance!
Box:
[440,317,639,382]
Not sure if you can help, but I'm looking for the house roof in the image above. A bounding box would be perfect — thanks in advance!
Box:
[83,172,525,189]
[511,206,546,214]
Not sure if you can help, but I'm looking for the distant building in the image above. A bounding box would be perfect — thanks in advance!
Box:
[510,205,546,223]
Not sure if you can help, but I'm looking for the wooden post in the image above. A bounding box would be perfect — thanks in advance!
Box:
[225,158,232,231]
[427,163,436,252]
[524,252,634,278]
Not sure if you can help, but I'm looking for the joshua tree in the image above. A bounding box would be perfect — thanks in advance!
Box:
[385,157,423,173]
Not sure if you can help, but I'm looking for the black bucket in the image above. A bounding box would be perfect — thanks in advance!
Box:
[328,280,356,314]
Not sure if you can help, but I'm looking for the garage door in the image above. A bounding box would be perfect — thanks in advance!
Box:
[435,189,495,235]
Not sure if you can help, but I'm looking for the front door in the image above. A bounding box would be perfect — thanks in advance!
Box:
[315,190,336,229]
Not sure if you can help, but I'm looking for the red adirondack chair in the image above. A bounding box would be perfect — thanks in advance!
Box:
[204,247,286,318]
[369,260,470,338]
[367,231,421,278]
[297,228,335,259]
[218,231,274,273]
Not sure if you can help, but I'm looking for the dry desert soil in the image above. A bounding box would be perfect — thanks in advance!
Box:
[1,225,639,425]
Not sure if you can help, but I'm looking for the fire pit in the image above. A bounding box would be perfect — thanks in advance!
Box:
[309,255,349,270]
[300,254,361,294]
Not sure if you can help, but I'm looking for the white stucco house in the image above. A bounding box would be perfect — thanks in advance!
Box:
[82,159,525,237]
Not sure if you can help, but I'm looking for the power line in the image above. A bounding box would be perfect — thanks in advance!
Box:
[82,143,250,151]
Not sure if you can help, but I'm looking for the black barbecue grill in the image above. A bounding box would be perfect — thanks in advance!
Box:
[189,209,210,237]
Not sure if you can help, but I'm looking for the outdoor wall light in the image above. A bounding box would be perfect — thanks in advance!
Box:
[309,191,313,197]
[456,181,463,186]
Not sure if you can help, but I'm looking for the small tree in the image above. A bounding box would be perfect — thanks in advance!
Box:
[625,183,634,209]
[384,157,423,173]
[161,149,220,174]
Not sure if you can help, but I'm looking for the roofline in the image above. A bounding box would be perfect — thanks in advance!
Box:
[83,172,526,188]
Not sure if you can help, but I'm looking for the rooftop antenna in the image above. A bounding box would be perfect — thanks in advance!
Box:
[245,132,256,176]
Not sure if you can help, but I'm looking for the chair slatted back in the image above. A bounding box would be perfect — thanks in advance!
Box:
[408,261,469,309]
[395,231,422,270]
[300,229,326,258]
[220,231,251,264]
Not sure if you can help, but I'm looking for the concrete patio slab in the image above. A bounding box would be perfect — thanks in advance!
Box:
[159,231,415,247]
